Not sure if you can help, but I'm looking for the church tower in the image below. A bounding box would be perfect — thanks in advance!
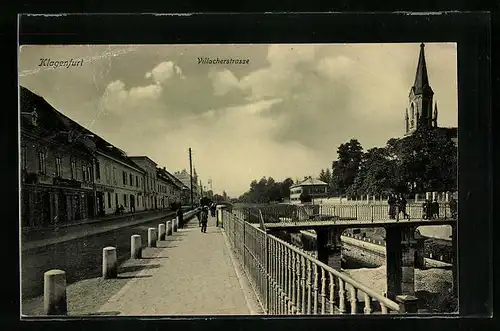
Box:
[406,43,435,135]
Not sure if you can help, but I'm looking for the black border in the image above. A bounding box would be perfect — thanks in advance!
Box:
[5,10,494,331]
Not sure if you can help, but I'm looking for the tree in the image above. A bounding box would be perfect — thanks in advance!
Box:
[348,147,399,196]
[331,139,364,197]
[385,127,457,194]
[300,192,312,203]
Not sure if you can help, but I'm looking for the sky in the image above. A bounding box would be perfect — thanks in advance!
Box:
[18,43,458,197]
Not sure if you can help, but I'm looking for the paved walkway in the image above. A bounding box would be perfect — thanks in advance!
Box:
[97,215,262,316]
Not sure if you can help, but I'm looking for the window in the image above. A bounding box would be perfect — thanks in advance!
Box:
[122,171,127,185]
[115,193,118,208]
[107,192,111,208]
[55,157,62,177]
[105,164,110,183]
[95,159,100,180]
[71,160,77,179]
[38,151,47,174]
[82,165,86,181]
[136,176,139,187]
[112,167,116,184]
[21,146,27,170]
[123,193,127,207]
[130,173,133,186]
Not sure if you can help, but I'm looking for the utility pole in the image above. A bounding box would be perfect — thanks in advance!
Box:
[189,148,193,207]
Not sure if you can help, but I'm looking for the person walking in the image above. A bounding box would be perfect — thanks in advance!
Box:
[201,206,209,233]
[449,197,458,218]
[398,194,409,219]
[176,207,184,229]
[210,202,217,217]
[431,197,440,219]
[196,206,202,227]
[388,194,397,219]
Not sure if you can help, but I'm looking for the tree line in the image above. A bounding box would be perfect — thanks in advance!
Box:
[236,126,457,203]
[318,126,457,198]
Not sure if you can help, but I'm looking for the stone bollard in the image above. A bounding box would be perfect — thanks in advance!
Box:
[158,223,166,241]
[173,218,178,232]
[148,228,157,247]
[131,235,142,259]
[429,253,433,259]
[44,269,67,315]
[102,247,117,279]
[396,295,419,313]
[166,220,172,236]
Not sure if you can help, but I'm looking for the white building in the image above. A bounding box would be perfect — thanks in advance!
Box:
[129,156,158,210]
[93,144,146,215]
[289,177,329,204]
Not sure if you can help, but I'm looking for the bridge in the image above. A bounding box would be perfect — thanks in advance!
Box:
[22,203,456,317]
[228,202,457,304]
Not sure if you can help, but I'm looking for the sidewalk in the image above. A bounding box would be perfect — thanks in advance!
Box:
[21,210,179,251]
[96,215,263,316]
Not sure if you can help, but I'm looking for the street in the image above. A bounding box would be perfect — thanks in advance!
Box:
[21,215,177,299]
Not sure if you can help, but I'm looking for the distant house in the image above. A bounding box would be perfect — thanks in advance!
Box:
[289,177,329,204]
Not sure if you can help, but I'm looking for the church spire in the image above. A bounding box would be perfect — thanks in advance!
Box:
[433,101,438,127]
[413,43,433,95]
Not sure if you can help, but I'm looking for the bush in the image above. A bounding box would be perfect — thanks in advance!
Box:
[299,192,312,203]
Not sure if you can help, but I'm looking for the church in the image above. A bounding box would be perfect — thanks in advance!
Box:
[404,43,458,146]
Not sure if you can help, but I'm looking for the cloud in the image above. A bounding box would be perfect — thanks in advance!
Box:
[19,43,458,197]
[145,61,186,84]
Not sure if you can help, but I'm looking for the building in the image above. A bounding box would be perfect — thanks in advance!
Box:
[289,177,329,204]
[92,140,146,216]
[404,43,458,145]
[20,86,97,229]
[129,156,158,210]
[161,168,185,204]
[174,168,199,204]
[156,167,182,209]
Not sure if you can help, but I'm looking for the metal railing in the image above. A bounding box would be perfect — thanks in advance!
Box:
[223,210,401,315]
[234,202,456,225]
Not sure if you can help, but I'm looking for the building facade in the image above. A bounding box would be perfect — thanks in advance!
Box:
[129,156,158,210]
[174,168,199,204]
[404,43,458,145]
[93,147,146,216]
[20,86,97,229]
[289,177,329,204]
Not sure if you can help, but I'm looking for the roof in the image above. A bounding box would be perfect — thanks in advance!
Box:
[412,43,434,96]
[290,177,328,188]
[20,86,145,173]
[129,156,158,167]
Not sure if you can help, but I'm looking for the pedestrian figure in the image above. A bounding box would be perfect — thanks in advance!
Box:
[388,194,397,219]
[196,206,202,227]
[431,198,440,219]
[176,207,184,229]
[119,204,125,215]
[449,197,458,218]
[423,199,432,219]
[201,206,209,233]
[398,194,410,219]
[210,202,216,217]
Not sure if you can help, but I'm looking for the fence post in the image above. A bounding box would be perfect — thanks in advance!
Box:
[131,234,142,259]
[44,269,67,315]
[166,220,172,236]
[158,223,166,240]
[148,228,157,247]
[371,205,374,222]
[243,221,246,270]
[102,247,117,279]
[265,234,269,313]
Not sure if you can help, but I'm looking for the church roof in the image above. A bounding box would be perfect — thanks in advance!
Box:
[412,43,434,95]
